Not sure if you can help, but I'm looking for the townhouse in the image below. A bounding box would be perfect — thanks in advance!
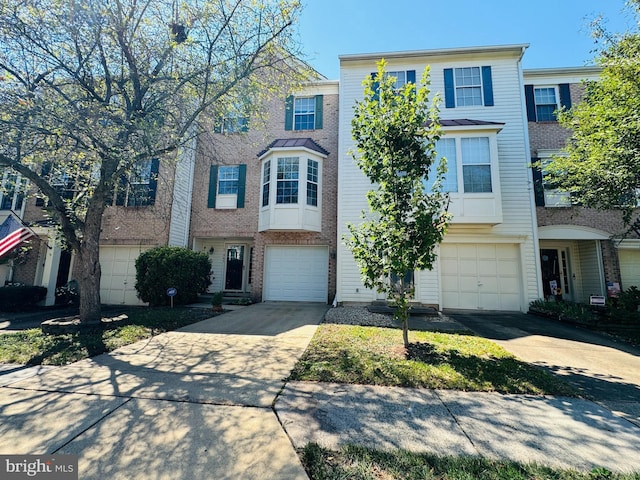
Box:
[337,45,540,311]
[525,66,640,302]
[2,43,637,310]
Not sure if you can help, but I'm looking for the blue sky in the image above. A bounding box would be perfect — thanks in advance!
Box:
[297,0,636,79]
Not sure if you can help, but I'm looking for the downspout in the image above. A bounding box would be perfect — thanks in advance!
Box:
[518,45,544,304]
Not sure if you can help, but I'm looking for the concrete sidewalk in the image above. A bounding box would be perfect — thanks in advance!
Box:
[0,302,327,480]
[277,381,640,473]
[1,304,640,477]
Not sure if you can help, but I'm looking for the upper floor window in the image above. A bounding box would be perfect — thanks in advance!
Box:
[525,84,572,122]
[444,66,494,108]
[533,87,558,121]
[207,164,246,209]
[285,95,323,131]
[215,115,248,134]
[218,166,239,194]
[532,151,571,208]
[0,171,26,211]
[115,158,159,207]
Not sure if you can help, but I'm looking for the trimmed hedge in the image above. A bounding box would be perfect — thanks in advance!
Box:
[135,246,211,306]
[0,285,47,311]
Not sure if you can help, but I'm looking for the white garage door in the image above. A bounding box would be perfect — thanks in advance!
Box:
[100,246,150,305]
[441,243,521,310]
[264,246,328,302]
[619,249,640,289]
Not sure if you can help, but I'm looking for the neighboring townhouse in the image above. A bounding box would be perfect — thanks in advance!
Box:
[188,80,339,303]
[2,153,186,306]
[525,66,640,301]
[336,45,542,311]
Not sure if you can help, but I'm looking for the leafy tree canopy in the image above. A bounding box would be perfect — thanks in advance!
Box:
[346,60,450,348]
[547,0,640,235]
[0,0,304,322]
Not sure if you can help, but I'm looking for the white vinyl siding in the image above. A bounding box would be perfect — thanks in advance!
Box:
[337,48,540,309]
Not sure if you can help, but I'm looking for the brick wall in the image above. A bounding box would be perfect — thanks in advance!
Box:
[189,90,339,302]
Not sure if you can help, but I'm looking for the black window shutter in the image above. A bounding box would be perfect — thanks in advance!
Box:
[481,66,494,106]
[370,72,380,102]
[524,84,537,122]
[236,164,246,208]
[531,158,545,207]
[558,83,572,110]
[444,68,455,108]
[147,158,159,205]
[314,95,323,130]
[284,95,294,131]
[207,165,218,208]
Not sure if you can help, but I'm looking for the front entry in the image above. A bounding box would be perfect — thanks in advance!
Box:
[225,245,245,291]
[540,248,572,302]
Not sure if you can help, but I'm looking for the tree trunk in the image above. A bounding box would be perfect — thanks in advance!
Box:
[76,196,106,324]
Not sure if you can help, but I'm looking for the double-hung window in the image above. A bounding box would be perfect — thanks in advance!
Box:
[262,161,271,207]
[533,87,558,122]
[455,67,483,106]
[285,95,323,131]
[525,84,571,122]
[218,166,239,195]
[294,98,315,131]
[307,160,319,206]
[276,157,299,204]
[444,66,494,108]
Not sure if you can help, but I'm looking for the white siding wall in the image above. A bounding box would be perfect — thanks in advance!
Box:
[337,48,540,310]
[168,136,196,247]
[577,240,605,301]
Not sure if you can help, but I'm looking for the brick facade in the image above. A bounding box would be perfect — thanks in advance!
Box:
[189,86,339,302]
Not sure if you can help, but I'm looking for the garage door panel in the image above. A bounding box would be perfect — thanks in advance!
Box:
[100,246,149,306]
[620,250,640,289]
[441,243,522,311]
[264,246,328,302]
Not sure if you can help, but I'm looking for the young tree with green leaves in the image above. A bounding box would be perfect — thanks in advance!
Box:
[0,0,304,323]
[547,0,640,235]
[346,60,450,348]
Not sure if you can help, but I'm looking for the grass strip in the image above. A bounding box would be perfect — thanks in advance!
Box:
[290,324,577,395]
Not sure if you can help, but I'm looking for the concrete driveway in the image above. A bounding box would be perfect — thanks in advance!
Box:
[0,302,328,479]
[446,310,640,427]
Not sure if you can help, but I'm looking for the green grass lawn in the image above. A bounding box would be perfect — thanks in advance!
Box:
[300,443,637,480]
[0,307,214,366]
[289,324,577,395]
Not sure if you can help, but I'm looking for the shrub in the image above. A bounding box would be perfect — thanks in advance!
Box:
[135,246,211,306]
[0,285,47,311]
[608,286,640,324]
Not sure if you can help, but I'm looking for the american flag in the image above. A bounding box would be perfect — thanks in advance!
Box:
[0,215,35,260]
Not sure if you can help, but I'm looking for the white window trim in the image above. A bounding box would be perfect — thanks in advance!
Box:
[293,97,316,131]
[0,171,27,214]
[538,150,571,207]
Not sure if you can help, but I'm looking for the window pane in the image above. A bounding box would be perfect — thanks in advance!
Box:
[456,87,482,106]
[461,137,490,164]
[386,71,406,90]
[277,158,299,180]
[534,87,556,104]
[218,165,239,194]
[463,165,492,192]
[426,138,457,193]
[307,160,318,183]
[277,180,298,204]
[455,67,481,86]
[294,97,315,130]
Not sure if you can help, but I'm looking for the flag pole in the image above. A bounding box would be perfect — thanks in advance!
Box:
[9,209,51,249]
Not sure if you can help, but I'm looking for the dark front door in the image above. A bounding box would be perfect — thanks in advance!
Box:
[540,248,571,301]
[225,245,244,290]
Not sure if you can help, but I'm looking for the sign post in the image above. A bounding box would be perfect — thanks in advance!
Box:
[166,287,177,308]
